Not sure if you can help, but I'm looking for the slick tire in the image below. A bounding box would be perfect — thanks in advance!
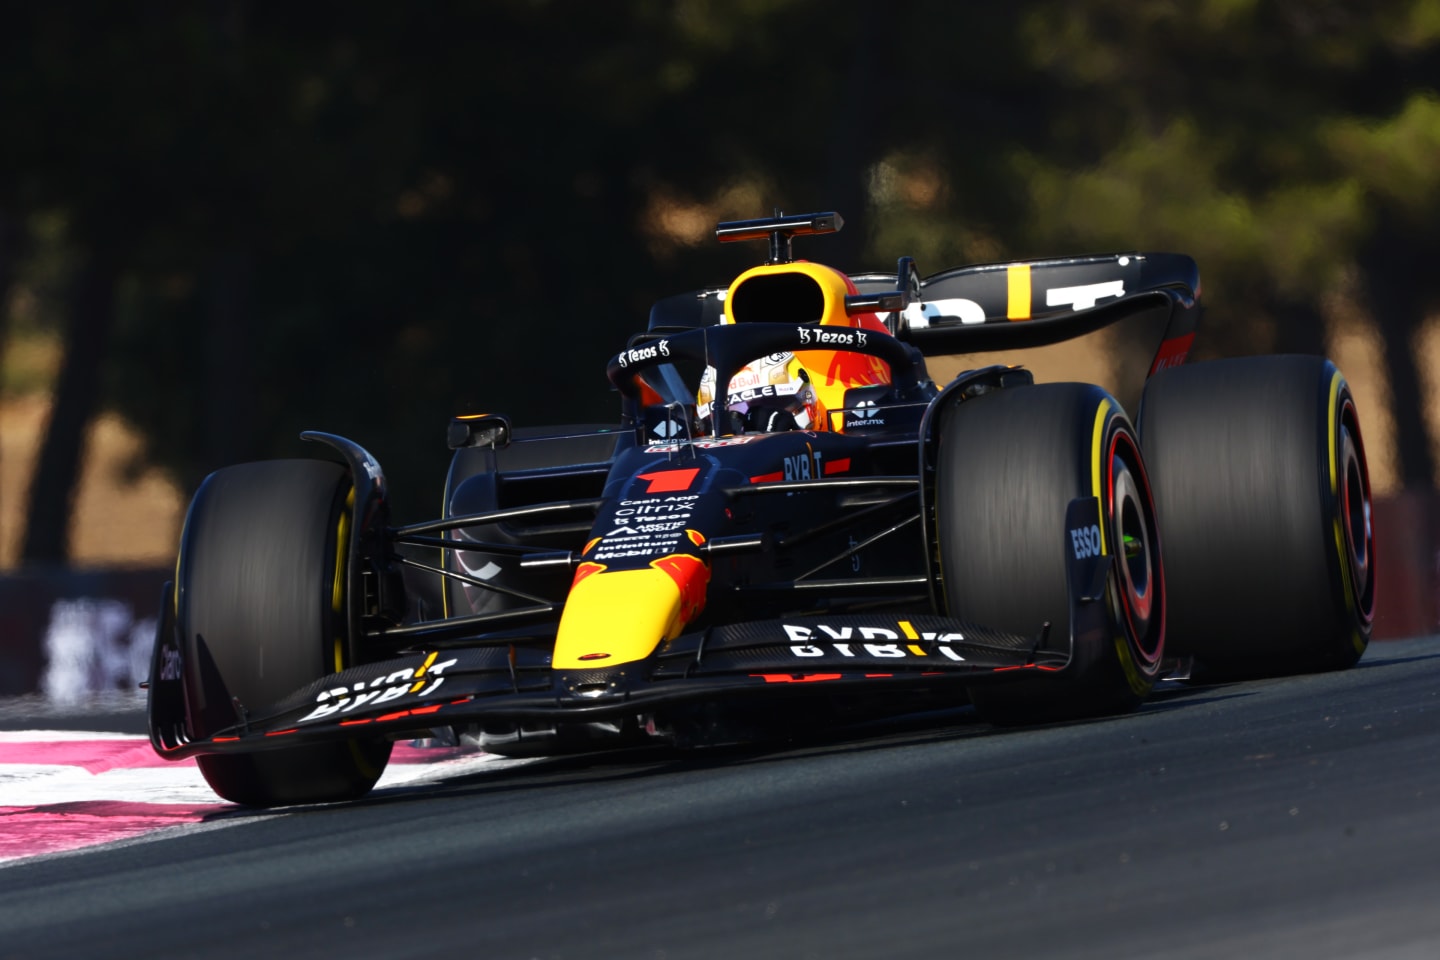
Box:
[178,459,391,806]
[1138,356,1373,678]
[939,383,1165,724]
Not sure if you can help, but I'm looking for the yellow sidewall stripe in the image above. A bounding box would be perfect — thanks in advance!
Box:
[1090,400,1152,697]
[332,487,355,673]
[1326,370,1367,656]
[1327,371,1340,497]
[1090,399,1112,556]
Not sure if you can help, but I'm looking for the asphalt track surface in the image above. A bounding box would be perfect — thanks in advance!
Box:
[3,636,1440,960]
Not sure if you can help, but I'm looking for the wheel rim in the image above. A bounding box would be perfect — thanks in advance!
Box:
[1338,404,1374,626]
[1108,432,1163,665]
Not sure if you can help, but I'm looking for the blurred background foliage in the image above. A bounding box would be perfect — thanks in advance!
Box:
[0,0,1437,564]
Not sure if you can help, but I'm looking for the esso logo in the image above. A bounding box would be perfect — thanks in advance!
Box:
[1070,524,1103,559]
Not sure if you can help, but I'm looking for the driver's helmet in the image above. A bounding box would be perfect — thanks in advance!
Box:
[697,353,819,434]
[698,260,892,434]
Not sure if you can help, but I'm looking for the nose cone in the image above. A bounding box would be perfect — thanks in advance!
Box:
[552,555,710,669]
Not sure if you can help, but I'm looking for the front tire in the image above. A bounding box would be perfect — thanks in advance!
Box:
[937,383,1166,723]
[177,459,391,806]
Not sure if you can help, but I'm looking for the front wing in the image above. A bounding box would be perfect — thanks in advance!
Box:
[148,495,1111,759]
[147,613,1063,759]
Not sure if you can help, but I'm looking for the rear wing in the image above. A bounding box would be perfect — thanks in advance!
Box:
[647,240,1200,377]
[854,252,1201,375]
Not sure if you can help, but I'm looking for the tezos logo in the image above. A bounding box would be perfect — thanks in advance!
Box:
[617,339,670,368]
[797,326,866,347]
[1070,524,1103,559]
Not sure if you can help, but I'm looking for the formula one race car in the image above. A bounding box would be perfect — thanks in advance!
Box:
[146,211,1375,806]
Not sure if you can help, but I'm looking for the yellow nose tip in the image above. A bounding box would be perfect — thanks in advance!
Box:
[552,557,709,669]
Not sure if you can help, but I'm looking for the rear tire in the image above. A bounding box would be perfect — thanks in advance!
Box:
[937,383,1166,723]
[1138,356,1373,678]
[178,459,391,806]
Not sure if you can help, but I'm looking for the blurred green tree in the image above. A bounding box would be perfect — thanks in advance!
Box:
[994,0,1440,484]
[2,0,1438,565]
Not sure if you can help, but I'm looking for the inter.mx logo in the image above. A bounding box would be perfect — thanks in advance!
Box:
[848,402,882,421]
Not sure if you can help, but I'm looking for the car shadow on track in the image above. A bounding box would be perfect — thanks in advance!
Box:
[293,681,1259,814]
[1356,650,1440,669]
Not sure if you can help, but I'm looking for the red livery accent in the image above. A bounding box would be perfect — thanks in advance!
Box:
[651,553,711,622]
[1148,332,1195,374]
[637,467,700,493]
[571,561,607,589]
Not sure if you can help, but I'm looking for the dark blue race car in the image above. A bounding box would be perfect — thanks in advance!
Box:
[146,212,1374,807]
